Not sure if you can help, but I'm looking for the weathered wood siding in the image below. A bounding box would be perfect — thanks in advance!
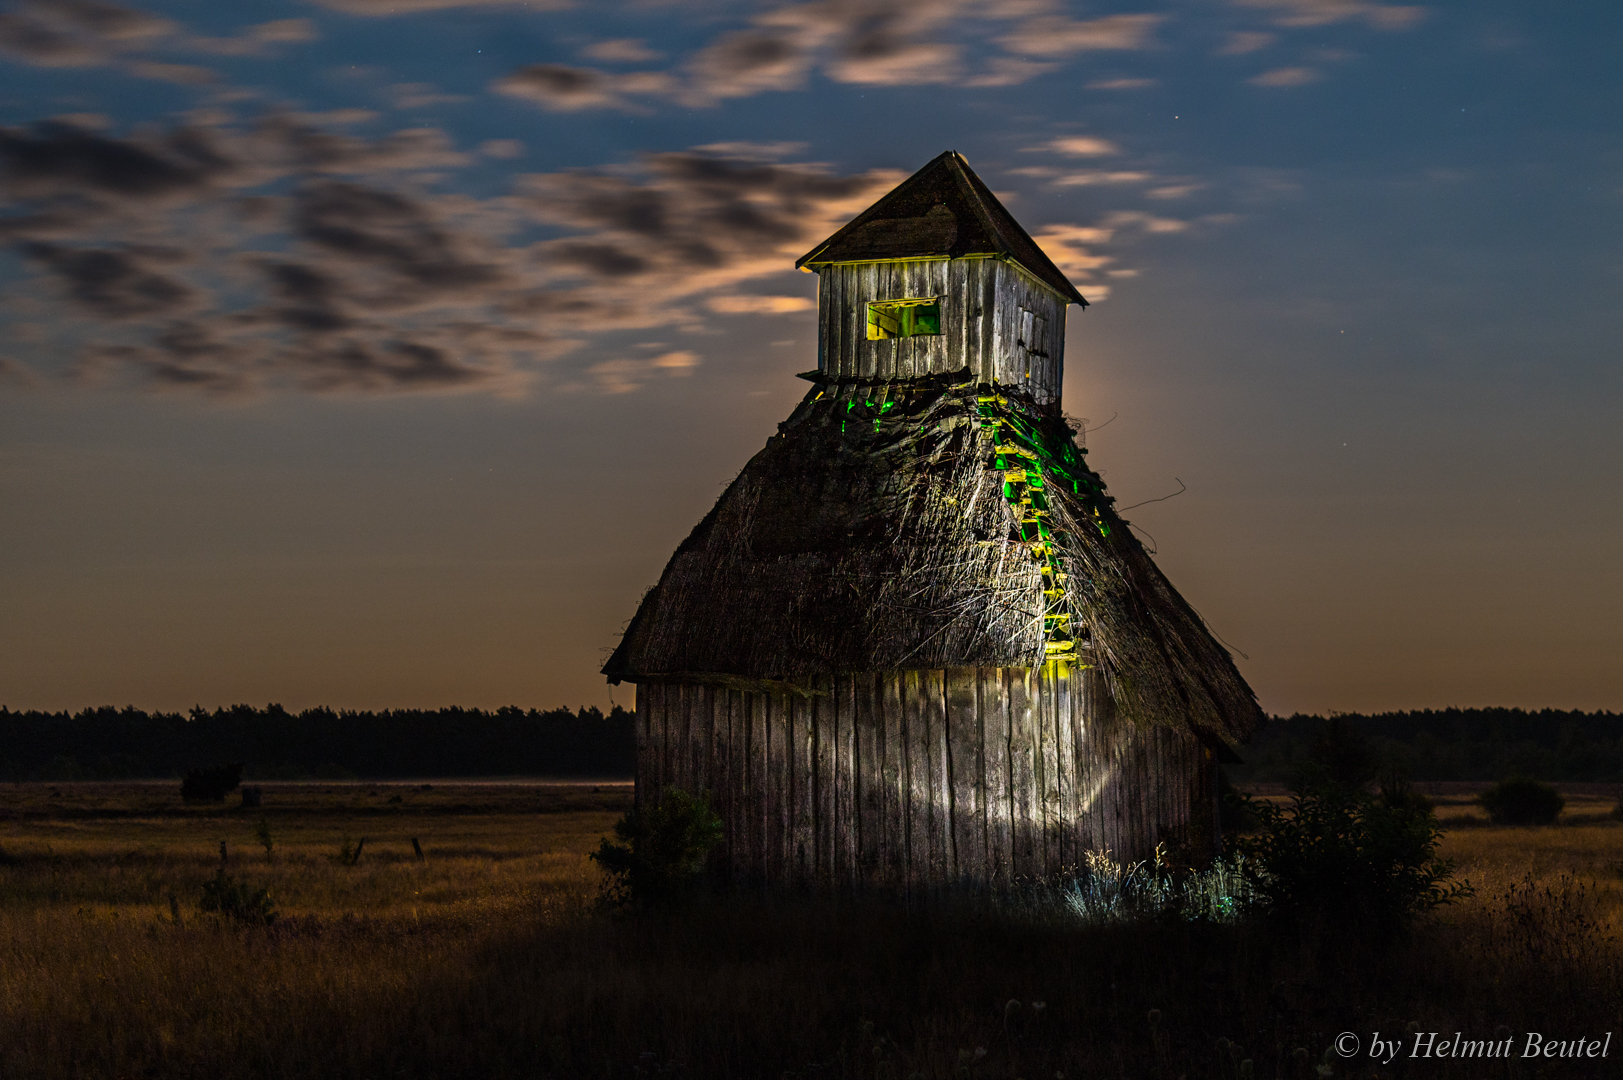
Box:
[636,666,1217,892]
[815,260,1069,410]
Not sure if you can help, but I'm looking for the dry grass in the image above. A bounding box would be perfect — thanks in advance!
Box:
[2,781,1621,1080]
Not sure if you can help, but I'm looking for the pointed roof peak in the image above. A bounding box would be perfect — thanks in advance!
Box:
[796,150,1086,306]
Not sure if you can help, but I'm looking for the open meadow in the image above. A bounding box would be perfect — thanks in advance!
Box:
[2,781,1620,1080]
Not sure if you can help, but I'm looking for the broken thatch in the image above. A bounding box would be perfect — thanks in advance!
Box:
[603,369,1263,747]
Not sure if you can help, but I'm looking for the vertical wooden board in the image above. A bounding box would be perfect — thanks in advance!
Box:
[831,674,856,890]
[880,672,906,889]
[633,684,649,816]
[709,689,730,874]
[918,670,949,888]
[843,264,856,375]
[982,668,1013,888]
[977,261,996,383]
[746,691,767,880]
[655,682,674,799]
[791,693,815,886]
[763,691,781,884]
[1074,669,1097,856]
[853,671,882,887]
[902,670,928,892]
[816,271,829,373]
[811,678,832,885]
[944,667,982,884]
[1053,665,1075,867]
[1039,665,1063,876]
[1007,664,1038,880]
[669,683,687,791]
[698,682,714,794]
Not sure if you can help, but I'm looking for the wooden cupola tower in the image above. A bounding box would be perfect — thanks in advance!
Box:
[605,151,1262,893]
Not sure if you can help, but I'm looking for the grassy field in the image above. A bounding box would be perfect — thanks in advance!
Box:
[1,781,1620,1079]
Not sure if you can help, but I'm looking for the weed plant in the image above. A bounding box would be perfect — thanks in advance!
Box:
[198,868,278,925]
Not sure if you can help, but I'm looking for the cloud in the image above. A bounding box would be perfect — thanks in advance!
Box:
[257,117,473,174]
[828,40,960,85]
[0,122,901,397]
[1146,183,1205,199]
[1086,76,1157,90]
[186,18,320,56]
[999,14,1164,58]
[707,295,815,314]
[692,141,808,160]
[1233,0,1426,30]
[127,60,218,85]
[20,241,201,320]
[480,139,525,160]
[0,0,173,68]
[311,0,571,13]
[581,350,700,395]
[387,82,472,109]
[0,120,239,206]
[1248,66,1321,86]
[583,38,662,63]
[1051,170,1154,186]
[1030,136,1122,157]
[685,29,814,102]
[965,56,1059,87]
[1217,31,1276,55]
[492,63,675,111]
[517,150,899,333]
[0,355,43,388]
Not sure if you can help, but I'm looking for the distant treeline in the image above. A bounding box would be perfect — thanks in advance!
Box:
[0,704,635,782]
[1232,708,1623,784]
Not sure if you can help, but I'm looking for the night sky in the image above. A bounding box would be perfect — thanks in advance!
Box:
[1,0,1618,717]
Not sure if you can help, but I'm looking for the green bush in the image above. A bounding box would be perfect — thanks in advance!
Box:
[199,868,278,925]
[1478,778,1564,826]
[590,787,723,907]
[1231,779,1470,932]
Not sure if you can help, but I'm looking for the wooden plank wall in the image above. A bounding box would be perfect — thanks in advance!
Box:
[637,668,1218,892]
[816,261,1068,409]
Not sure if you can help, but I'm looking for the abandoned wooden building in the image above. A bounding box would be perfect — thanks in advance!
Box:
[603,150,1263,891]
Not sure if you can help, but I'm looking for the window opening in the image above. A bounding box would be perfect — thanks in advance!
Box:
[867,297,942,340]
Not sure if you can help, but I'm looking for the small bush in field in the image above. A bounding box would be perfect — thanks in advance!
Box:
[199,868,277,925]
[591,787,723,907]
[181,763,243,803]
[1478,778,1564,826]
[1231,779,1470,932]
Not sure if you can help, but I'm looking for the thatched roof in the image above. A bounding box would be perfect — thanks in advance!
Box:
[796,151,1087,308]
[603,372,1263,746]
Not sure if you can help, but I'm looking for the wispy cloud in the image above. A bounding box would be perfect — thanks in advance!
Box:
[1233,0,1426,31]
[1217,31,1276,56]
[582,38,663,64]
[1030,136,1122,157]
[492,64,675,112]
[311,0,571,13]
[1086,76,1158,90]
[1248,66,1321,86]
[707,295,816,315]
[999,13,1165,58]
